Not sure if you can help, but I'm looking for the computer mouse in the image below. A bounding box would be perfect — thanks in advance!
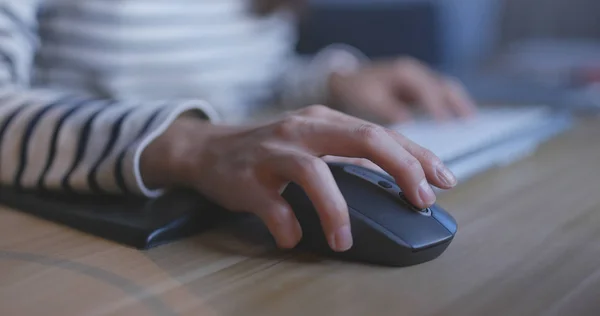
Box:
[281,162,458,267]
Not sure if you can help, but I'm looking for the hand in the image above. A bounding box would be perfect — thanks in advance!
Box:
[328,57,477,124]
[141,105,457,252]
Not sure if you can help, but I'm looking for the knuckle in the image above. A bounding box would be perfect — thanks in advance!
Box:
[302,104,330,117]
[420,148,441,165]
[355,124,386,143]
[254,141,276,157]
[400,156,423,174]
[274,115,307,139]
[383,127,400,137]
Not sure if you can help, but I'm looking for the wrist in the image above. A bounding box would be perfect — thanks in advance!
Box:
[139,114,230,190]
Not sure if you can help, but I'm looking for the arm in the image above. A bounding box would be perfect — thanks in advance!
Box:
[140,104,456,251]
[0,0,220,197]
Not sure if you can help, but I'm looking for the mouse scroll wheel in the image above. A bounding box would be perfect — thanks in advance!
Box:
[420,208,432,216]
[398,192,431,215]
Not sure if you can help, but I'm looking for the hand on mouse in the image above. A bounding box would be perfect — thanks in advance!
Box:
[141,105,457,252]
[327,57,477,124]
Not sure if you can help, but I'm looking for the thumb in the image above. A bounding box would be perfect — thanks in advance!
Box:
[249,191,303,249]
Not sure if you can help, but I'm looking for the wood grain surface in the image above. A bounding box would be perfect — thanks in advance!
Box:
[1,117,600,316]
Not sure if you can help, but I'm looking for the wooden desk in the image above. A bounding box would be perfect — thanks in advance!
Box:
[2,117,600,316]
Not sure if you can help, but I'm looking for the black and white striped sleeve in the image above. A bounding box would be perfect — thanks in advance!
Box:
[0,1,220,197]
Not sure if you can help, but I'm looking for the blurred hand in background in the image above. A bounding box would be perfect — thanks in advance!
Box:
[327,57,478,125]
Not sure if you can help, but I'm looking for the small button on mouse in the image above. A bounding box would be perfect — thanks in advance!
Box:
[282,162,458,267]
[419,208,432,216]
[378,180,393,189]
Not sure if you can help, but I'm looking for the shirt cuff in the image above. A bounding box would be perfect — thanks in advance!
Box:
[129,99,221,198]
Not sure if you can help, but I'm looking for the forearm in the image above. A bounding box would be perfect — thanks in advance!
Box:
[0,87,219,196]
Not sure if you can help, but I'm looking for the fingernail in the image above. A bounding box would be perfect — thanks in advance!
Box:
[331,225,353,252]
[418,180,436,206]
[437,164,457,187]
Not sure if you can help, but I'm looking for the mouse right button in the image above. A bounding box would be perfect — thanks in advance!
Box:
[430,205,458,235]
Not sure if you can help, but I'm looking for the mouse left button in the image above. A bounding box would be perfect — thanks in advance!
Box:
[431,206,458,235]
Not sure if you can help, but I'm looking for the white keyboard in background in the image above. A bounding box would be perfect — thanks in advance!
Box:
[390,106,573,182]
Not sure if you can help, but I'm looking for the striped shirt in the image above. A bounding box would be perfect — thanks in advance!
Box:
[0,0,365,197]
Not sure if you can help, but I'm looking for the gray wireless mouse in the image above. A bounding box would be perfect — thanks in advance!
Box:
[281,162,458,267]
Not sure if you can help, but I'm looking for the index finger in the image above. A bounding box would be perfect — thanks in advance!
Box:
[265,150,353,253]
[294,118,437,209]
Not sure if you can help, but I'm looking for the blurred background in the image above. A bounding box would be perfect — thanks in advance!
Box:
[296,0,600,110]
